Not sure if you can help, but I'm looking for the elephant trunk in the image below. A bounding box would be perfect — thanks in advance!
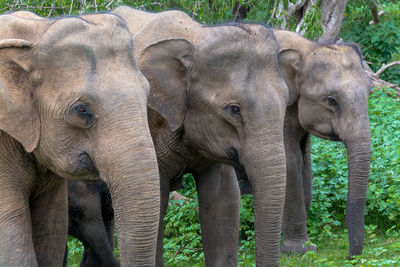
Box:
[343,122,371,257]
[242,128,286,266]
[91,103,160,266]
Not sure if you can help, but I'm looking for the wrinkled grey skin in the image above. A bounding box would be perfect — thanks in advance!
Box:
[64,180,119,267]
[114,7,292,266]
[242,28,371,258]
[0,12,160,267]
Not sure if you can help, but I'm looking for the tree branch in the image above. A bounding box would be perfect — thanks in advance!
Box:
[363,61,400,95]
[374,61,400,78]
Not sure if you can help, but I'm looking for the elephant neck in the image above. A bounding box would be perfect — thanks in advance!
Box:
[148,108,201,191]
[284,102,307,142]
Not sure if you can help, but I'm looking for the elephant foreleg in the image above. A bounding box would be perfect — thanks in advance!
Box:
[300,133,312,210]
[282,135,314,254]
[156,182,170,267]
[0,136,38,267]
[194,164,240,267]
[30,173,68,267]
[0,188,37,267]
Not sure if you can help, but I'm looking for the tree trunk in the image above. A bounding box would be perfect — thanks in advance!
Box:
[319,0,348,43]
[369,0,380,25]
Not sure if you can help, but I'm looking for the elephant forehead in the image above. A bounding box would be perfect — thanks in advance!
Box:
[306,45,363,71]
[196,26,279,65]
[37,15,133,61]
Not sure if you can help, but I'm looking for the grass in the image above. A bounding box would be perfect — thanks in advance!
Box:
[280,228,400,266]
[66,226,400,266]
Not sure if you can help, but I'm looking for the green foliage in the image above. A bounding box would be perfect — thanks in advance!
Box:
[66,236,83,267]
[163,174,204,264]
[341,0,400,85]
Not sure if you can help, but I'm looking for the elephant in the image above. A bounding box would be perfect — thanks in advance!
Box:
[0,11,160,266]
[64,179,119,267]
[240,27,371,257]
[63,180,189,267]
[113,6,294,266]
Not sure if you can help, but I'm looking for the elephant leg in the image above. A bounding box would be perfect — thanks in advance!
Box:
[79,222,120,267]
[68,180,119,267]
[282,136,314,254]
[81,246,89,267]
[0,188,37,266]
[194,164,240,267]
[84,217,117,267]
[30,173,68,267]
[156,182,170,267]
[0,136,38,267]
[63,244,68,267]
[300,133,312,210]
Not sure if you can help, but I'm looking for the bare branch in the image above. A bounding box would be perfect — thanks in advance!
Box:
[170,191,190,202]
[69,0,74,15]
[105,0,115,10]
[271,0,278,18]
[363,61,400,95]
[374,61,400,78]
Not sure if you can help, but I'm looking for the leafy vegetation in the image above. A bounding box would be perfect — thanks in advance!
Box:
[341,0,400,85]
[1,0,399,266]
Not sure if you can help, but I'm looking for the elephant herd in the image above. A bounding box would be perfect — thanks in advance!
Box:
[0,5,371,267]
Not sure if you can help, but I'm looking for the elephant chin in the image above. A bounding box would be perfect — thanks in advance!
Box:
[309,129,340,142]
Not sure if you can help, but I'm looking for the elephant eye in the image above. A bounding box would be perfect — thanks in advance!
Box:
[231,105,241,115]
[68,103,95,128]
[76,104,89,115]
[327,96,338,107]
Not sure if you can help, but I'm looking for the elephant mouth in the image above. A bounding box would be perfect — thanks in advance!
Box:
[310,130,341,142]
[70,152,99,179]
[79,152,97,169]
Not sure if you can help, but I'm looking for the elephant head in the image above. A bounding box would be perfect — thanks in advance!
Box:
[277,30,371,256]
[137,23,292,265]
[0,12,160,266]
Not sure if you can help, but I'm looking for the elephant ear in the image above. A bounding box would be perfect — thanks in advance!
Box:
[138,38,194,132]
[278,49,302,106]
[0,39,40,152]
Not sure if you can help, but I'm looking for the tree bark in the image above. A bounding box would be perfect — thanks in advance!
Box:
[271,0,317,34]
[319,0,348,43]
[369,0,380,25]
